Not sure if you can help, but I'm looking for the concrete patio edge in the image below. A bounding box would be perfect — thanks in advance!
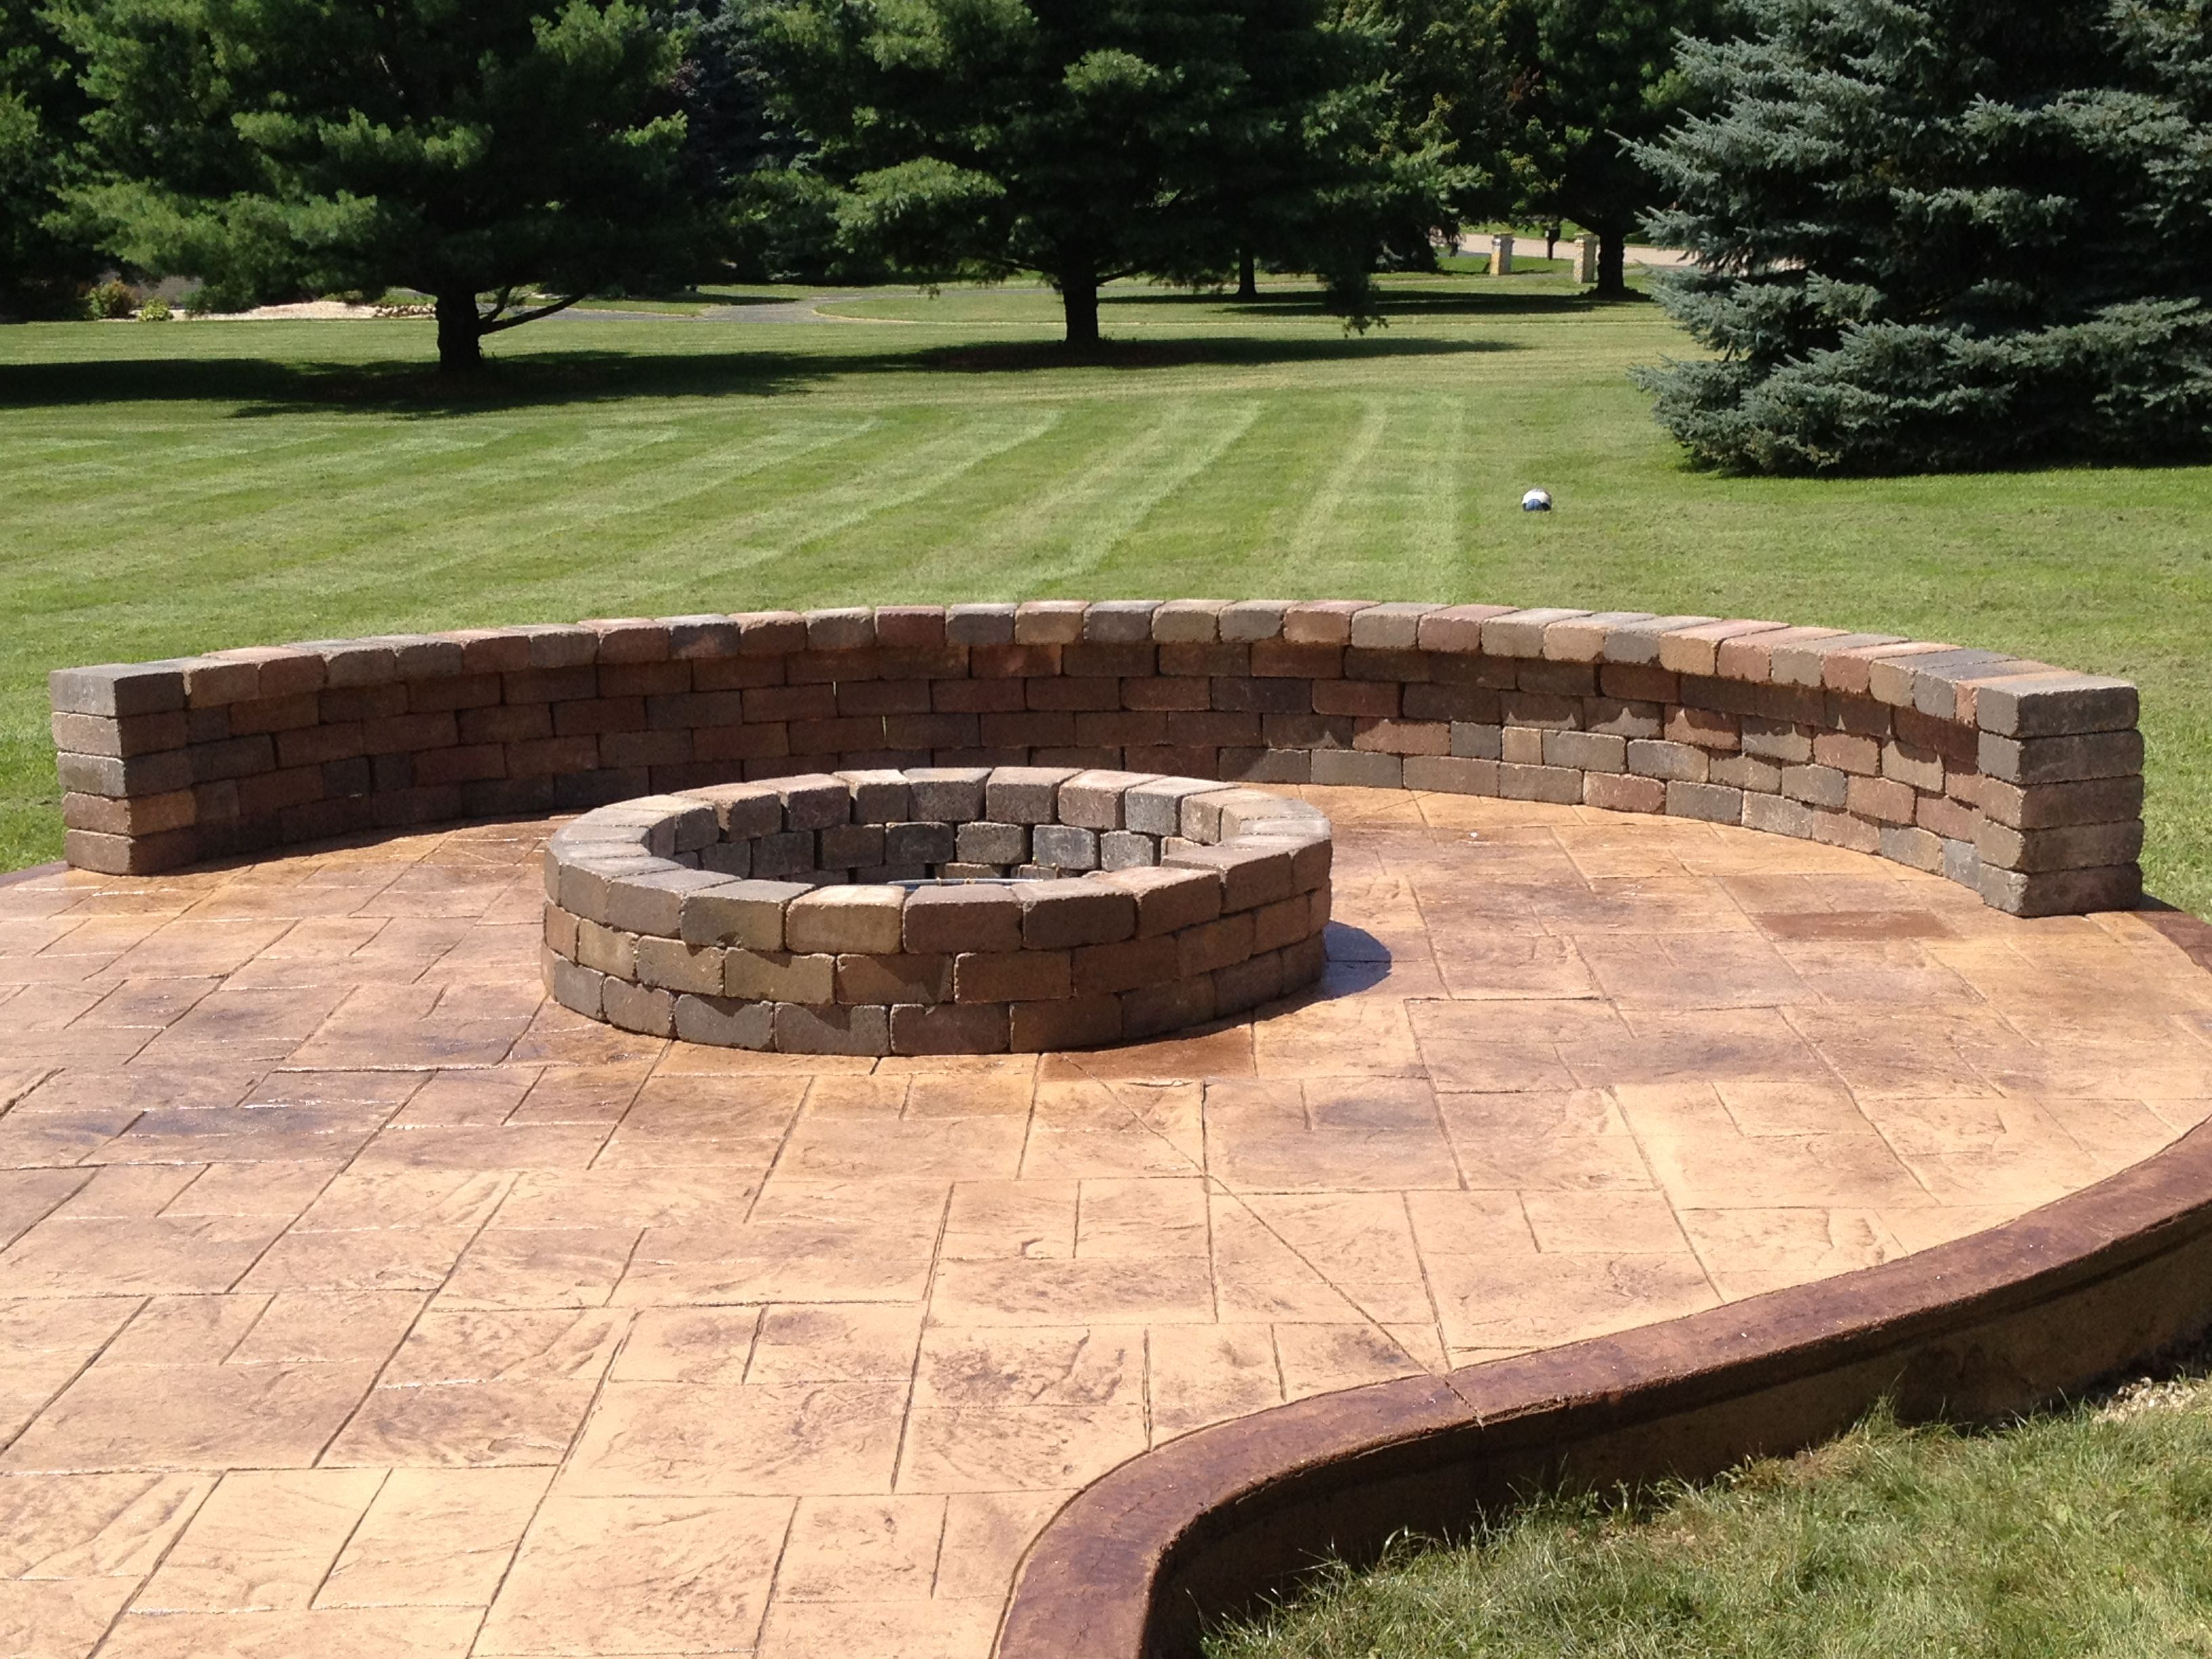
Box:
[996,907,2212,1659]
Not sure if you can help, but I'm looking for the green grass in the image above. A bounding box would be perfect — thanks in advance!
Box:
[1205,1386,2212,1659]
[3,271,2209,914]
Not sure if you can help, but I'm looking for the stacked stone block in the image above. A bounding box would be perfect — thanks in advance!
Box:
[49,600,2144,917]
[539,768,1332,1054]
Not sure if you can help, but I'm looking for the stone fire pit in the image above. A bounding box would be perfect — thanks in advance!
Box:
[541,766,1332,1054]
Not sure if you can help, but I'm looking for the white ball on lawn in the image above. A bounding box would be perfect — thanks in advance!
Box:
[1521,488,1553,512]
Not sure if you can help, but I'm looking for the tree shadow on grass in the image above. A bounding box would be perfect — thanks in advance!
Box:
[1097,287,1654,319]
[0,331,1515,415]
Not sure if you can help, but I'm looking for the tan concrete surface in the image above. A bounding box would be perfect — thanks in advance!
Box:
[1,785,2207,1656]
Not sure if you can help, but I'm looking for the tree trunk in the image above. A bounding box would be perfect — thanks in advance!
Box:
[1596,225,1628,298]
[1236,248,1258,301]
[436,292,483,372]
[1059,266,1100,348]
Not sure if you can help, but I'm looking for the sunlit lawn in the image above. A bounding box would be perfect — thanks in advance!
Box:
[3,269,2207,916]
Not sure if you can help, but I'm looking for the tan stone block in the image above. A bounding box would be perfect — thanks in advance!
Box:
[1664,705,1740,752]
[636,936,727,994]
[1626,739,1706,782]
[1976,773,2143,830]
[772,1002,890,1054]
[785,886,905,955]
[1057,769,1153,830]
[1010,994,1123,1051]
[1070,934,1179,996]
[954,950,1071,1003]
[601,979,674,1037]
[903,884,1024,953]
[890,1002,1010,1054]
[672,993,774,1048]
[1656,619,1786,675]
[680,878,809,950]
[1101,864,1224,937]
[1780,763,1848,808]
[724,949,836,1003]
[1845,775,1916,825]
[1917,794,1979,841]
[836,952,952,1004]
[1161,842,1293,913]
[1401,754,1500,796]
[1666,781,1742,823]
[575,920,636,980]
[1813,731,1881,775]
[1881,739,1944,792]
[542,905,580,957]
[1176,912,1255,977]
[1499,726,1544,765]
[1584,772,1664,814]
[1017,879,1136,948]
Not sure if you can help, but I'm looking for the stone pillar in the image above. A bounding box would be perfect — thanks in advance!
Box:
[1576,236,1599,285]
[1491,234,1514,277]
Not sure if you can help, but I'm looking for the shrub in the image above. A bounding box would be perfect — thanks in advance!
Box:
[134,295,171,321]
[82,279,136,319]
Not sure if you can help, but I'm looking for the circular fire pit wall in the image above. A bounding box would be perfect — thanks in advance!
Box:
[541,766,1332,1054]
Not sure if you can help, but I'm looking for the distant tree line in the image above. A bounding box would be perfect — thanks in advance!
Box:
[0,0,1712,362]
[9,0,2212,472]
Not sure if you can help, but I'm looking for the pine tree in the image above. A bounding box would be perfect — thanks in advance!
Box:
[58,0,708,369]
[747,0,1448,344]
[1635,0,2212,472]
[0,0,100,315]
[1514,0,1722,295]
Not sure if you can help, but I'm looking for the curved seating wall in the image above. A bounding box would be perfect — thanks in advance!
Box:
[47,599,2145,916]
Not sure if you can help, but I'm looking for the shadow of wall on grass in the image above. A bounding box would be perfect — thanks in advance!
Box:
[0,333,1512,417]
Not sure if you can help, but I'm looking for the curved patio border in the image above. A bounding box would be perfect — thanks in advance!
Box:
[49,599,2143,915]
[994,911,2212,1659]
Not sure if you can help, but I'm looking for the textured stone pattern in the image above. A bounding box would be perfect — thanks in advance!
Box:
[48,600,2145,917]
[538,769,1332,1054]
[1,792,2208,1659]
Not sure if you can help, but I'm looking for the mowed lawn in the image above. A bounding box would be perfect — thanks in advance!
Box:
[3,274,2210,914]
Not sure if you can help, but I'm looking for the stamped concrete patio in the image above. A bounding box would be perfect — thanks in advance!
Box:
[2,785,2207,1659]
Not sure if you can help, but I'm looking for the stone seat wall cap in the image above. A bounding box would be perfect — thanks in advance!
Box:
[1013,600,1090,644]
[1654,619,1788,675]
[1818,638,1957,691]
[1479,608,1593,657]
[1414,604,1521,653]
[1124,777,1227,836]
[435,630,533,674]
[1083,601,1162,642]
[1866,647,2011,708]
[1179,787,1279,840]
[579,619,663,663]
[1914,657,2053,722]
[1714,625,1847,682]
[291,638,400,685]
[208,642,333,696]
[804,608,877,650]
[1283,600,1377,644]
[506,624,600,668]
[872,605,949,648]
[1973,674,2141,738]
[1765,632,1904,685]
[731,612,808,654]
[1348,602,1439,649]
[680,878,811,948]
[1593,615,1719,665]
[167,655,260,708]
[1218,600,1294,641]
[945,604,1019,644]
[1151,599,1229,642]
[665,615,742,657]
[1536,612,1657,662]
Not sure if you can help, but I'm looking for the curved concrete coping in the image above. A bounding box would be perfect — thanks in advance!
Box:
[48,600,2145,918]
[540,767,1332,1054]
[996,916,2212,1659]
